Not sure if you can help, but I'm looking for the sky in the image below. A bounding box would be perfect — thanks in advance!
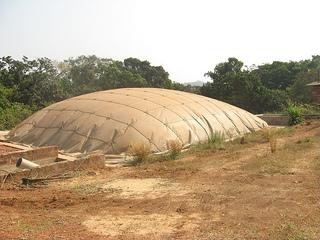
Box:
[0,0,320,83]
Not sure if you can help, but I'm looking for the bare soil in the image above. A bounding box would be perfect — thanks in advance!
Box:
[1,122,320,240]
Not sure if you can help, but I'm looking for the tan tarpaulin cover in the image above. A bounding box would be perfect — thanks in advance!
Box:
[8,88,267,154]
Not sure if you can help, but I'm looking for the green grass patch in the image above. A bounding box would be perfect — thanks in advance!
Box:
[187,131,226,156]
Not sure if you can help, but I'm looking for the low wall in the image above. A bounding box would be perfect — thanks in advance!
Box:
[304,114,320,120]
[0,146,59,166]
[257,114,289,126]
[257,114,320,126]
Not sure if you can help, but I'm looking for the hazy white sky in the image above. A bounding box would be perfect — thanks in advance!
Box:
[0,0,320,83]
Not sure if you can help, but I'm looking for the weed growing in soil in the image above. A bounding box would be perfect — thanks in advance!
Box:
[126,141,183,165]
[167,139,183,160]
[189,131,226,155]
[261,128,279,153]
[313,155,320,170]
[72,184,101,194]
[273,223,309,240]
[128,142,151,165]
[207,131,225,147]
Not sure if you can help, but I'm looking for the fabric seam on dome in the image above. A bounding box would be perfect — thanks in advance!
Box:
[72,98,185,144]
[100,91,205,141]
[19,109,162,151]
[232,110,257,131]
[150,89,230,133]
[152,90,230,137]
[203,99,242,135]
[139,89,214,140]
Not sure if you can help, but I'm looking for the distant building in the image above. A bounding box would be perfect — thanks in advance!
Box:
[306,82,320,104]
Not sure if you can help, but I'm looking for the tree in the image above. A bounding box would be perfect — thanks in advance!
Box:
[201,58,289,113]
[0,56,66,107]
[289,71,313,103]
[201,58,244,102]
[124,58,172,88]
[0,84,12,110]
[97,61,147,89]
[253,61,306,90]
[63,56,148,95]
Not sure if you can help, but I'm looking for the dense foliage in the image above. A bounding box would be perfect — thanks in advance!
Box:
[201,56,320,113]
[0,55,319,130]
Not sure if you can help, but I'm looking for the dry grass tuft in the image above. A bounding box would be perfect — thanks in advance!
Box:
[261,128,278,153]
[167,139,183,159]
[269,138,277,153]
[128,142,151,165]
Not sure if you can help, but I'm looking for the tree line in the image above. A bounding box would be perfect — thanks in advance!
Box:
[1,55,319,130]
[200,56,320,113]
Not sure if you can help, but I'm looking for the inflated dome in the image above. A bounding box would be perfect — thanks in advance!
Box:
[8,88,267,154]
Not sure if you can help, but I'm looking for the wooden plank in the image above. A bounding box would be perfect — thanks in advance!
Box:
[0,142,31,150]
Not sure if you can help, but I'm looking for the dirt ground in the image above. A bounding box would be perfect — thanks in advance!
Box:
[0,122,320,240]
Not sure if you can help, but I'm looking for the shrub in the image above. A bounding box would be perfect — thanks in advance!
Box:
[287,104,304,126]
[0,103,33,130]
